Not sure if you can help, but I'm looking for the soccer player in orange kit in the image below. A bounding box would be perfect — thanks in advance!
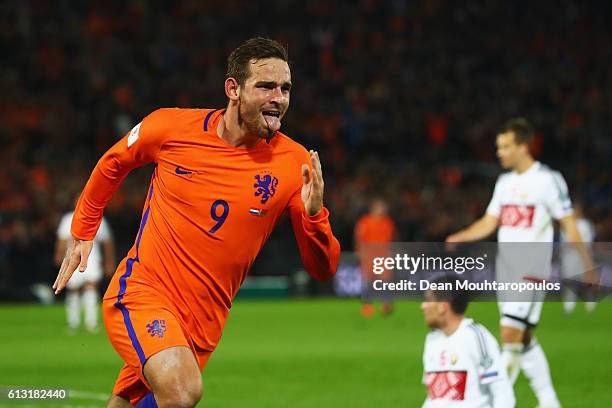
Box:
[53,37,341,408]
[354,198,396,316]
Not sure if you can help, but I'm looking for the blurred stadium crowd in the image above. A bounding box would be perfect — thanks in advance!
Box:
[1,1,611,293]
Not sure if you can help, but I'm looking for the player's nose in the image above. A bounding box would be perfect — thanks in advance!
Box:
[270,87,286,103]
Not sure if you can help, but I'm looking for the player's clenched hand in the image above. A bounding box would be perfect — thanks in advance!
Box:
[301,150,324,216]
[53,237,93,294]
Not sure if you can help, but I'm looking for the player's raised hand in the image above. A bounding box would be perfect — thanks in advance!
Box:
[301,150,324,216]
[53,237,93,294]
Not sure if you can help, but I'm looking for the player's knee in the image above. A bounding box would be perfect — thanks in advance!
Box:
[500,325,524,344]
[155,376,202,408]
[156,390,201,408]
[144,346,203,407]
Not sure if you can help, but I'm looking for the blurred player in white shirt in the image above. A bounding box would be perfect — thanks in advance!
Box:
[55,210,115,333]
[421,276,515,408]
[446,118,597,408]
[560,202,596,313]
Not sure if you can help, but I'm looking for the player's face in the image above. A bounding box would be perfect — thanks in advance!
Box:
[371,200,387,217]
[238,58,291,139]
[496,132,525,170]
[421,292,445,328]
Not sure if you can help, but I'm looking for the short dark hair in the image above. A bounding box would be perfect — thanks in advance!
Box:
[227,37,289,86]
[428,276,470,315]
[500,117,534,146]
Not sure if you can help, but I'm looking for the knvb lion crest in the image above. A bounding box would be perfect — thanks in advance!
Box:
[253,173,279,204]
[146,319,167,338]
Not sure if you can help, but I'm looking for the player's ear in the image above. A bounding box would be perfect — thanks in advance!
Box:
[225,77,240,101]
[521,143,530,155]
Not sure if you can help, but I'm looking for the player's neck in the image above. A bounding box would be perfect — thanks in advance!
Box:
[514,157,535,174]
[217,111,261,148]
[441,315,463,336]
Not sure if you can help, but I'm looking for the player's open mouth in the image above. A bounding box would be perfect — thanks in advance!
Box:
[262,111,281,132]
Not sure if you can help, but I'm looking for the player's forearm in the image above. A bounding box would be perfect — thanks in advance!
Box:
[573,241,595,275]
[354,236,361,254]
[296,208,341,280]
[71,156,131,240]
[452,215,498,242]
[489,379,516,408]
[560,216,596,274]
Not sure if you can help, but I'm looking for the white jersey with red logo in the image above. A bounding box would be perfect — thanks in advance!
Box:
[422,318,508,408]
[486,161,573,242]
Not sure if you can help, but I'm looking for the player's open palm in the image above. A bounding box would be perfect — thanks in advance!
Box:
[301,150,324,216]
[53,237,93,294]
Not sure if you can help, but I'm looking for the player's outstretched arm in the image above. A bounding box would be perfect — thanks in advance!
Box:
[446,214,498,243]
[53,110,170,295]
[53,237,93,294]
[559,214,598,286]
[70,109,170,240]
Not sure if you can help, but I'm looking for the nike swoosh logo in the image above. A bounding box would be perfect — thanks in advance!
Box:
[175,166,193,175]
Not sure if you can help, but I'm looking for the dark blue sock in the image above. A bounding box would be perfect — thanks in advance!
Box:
[134,393,157,408]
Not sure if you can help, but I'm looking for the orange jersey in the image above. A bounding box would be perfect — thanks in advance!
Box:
[354,214,395,280]
[354,214,395,245]
[72,108,340,351]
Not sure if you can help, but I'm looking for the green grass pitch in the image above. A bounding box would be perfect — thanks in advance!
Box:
[0,299,610,407]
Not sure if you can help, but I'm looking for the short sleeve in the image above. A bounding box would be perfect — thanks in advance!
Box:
[477,326,506,385]
[485,176,504,218]
[544,171,573,220]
